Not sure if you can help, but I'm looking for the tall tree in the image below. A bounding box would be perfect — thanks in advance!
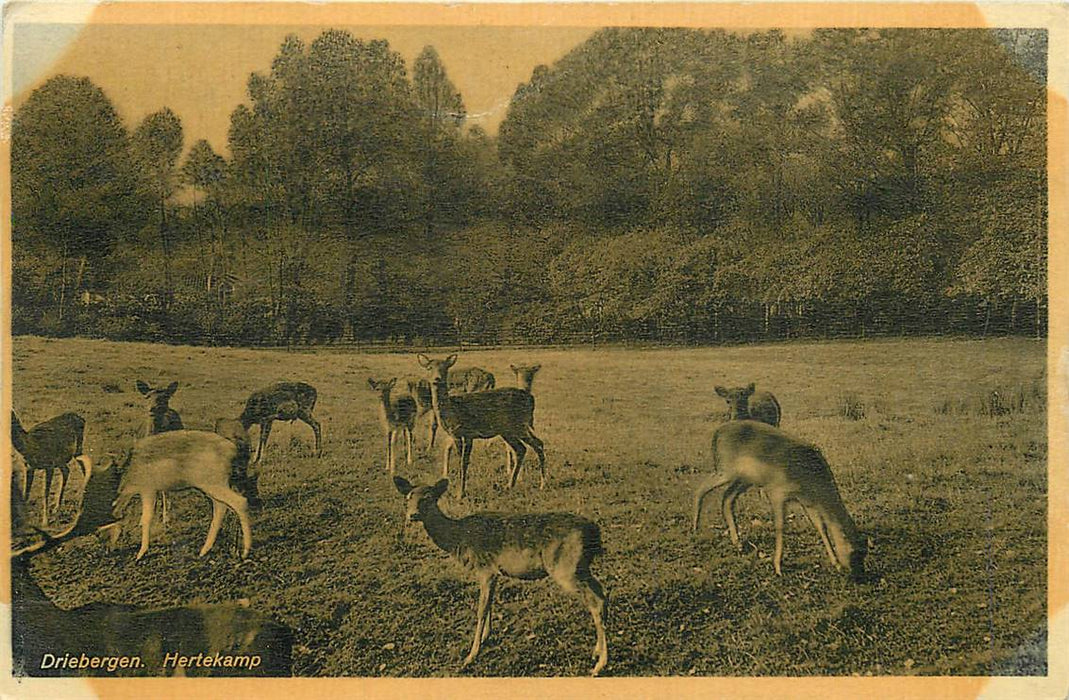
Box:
[131,108,184,308]
[182,139,228,296]
[12,75,141,324]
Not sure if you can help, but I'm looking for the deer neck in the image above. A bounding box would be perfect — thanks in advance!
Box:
[429,378,454,427]
[734,402,751,420]
[418,502,465,556]
[11,423,30,455]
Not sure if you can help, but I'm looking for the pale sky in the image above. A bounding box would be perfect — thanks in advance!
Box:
[12,23,595,155]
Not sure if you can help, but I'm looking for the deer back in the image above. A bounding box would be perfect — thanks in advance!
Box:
[121,431,238,494]
[439,388,534,438]
[241,382,317,424]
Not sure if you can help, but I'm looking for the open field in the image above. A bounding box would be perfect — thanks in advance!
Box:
[8,335,1047,676]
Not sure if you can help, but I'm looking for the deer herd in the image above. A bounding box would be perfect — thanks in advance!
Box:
[8,355,869,678]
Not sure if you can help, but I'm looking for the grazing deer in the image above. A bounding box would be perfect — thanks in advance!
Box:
[692,420,867,579]
[510,364,542,393]
[10,412,92,527]
[110,430,255,560]
[136,380,185,525]
[239,382,322,464]
[715,383,782,427]
[405,377,439,452]
[394,477,608,676]
[368,378,417,475]
[11,476,292,677]
[417,354,546,497]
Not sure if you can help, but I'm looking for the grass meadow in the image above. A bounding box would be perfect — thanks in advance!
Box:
[7,335,1047,677]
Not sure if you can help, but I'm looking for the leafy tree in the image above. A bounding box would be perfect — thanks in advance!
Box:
[131,108,184,308]
[12,75,142,325]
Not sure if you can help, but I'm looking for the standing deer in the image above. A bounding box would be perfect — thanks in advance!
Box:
[692,420,867,579]
[10,412,92,527]
[417,354,545,497]
[11,473,292,677]
[368,378,417,475]
[136,379,184,524]
[715,383,782,427]
[394,477,608,676]
[110,430,255,560]
[405,377,438,452]
[239,382,322,464]
[510,364,542,393]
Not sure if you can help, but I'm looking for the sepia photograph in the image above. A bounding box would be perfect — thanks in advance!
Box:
[1,1,1066,696]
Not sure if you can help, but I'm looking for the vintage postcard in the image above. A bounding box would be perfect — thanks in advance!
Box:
[1,1,1066,698]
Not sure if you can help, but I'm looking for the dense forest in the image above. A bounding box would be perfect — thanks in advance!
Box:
[11,28,1047,346]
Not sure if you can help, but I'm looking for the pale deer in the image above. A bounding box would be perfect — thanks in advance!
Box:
[394,477,608,676]
[510,364,542,393]
[110,430,255,560]
[692,420,867,579]
[239,381,322,464]
[417,354,546,497]
[368,377,417,475]
[136,379,185,525]
[715,383,782,427]
[10,411,92,527]
[11,474,292,677]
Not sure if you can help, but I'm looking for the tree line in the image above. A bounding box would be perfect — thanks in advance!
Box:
[11,28,1047,346]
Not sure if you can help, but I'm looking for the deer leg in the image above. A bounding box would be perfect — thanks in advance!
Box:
[135,491,156,561]
[502,436,526,488]
[459,438,473,498]
[298,410,322,457]
[463,572,494,667]
[56,464,71,513]
[692,471,734,533]
[160,493,169,527]
[579,574,609,676]
[524,431,547,489]
[442,436,454,478]
[204,485,252,559]
[41,468,54,527]
[480,575,497,642]
[428,413,438,451]
[405,425,413,467]
[722,481,750,552]
[387,429,395,475]
[255,421,273,464]
[22,467,34,502]
[200,499,227,556]
[770,494,787,576]
[803,506,839,569]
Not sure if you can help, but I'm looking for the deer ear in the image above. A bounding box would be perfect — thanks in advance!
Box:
[433,479,449,497]
[417,354,431,368]
[531,364,541,372]
[136,380,150,395]
[393,476,413,496]
[715,386,728,398]
[367,378,377,390]
[386,378,397,390]
[746,383,756,394]
[444,354,458,367]
[165,381,179,395]
[510,364,517,372]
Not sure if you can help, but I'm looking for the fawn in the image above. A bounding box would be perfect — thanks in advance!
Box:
[368,378,417,475]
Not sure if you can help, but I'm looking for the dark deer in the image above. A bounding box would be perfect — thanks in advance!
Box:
[405,377,438,452]
[395,477,608,676]
[11,471,292,677]
[417,354,545,498]
[693,420,867,579]
[715,383,782,427]
[10,412,92,527]
[239,382,322,464]
[510,364,542,393]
